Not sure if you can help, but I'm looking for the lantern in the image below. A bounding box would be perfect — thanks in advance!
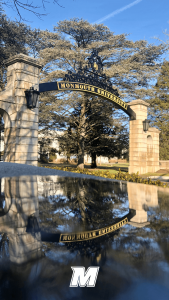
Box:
[143,119,150,132]
[25,87,40,109]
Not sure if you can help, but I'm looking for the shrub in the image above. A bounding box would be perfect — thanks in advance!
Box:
[43,166,169,188]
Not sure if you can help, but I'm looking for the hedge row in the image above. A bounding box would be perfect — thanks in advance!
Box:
[43,166,169,188]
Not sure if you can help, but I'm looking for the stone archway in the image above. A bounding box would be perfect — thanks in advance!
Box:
[0,54,160,174]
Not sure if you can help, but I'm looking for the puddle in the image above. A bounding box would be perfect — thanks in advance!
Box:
[0,176,169,299]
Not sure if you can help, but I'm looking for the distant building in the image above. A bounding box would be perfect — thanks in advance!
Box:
[38,131,114,164]
[38,131,67,161]
[84,155,109,164]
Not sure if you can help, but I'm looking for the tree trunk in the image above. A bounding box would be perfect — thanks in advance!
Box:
[77,179,86,222]
[66,153,70,164]
[77,97,87,169]
[91,152,97,168]
[67,126,71,164]
[77,138,84,169]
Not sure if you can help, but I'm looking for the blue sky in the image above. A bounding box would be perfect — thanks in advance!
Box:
[3,0,169,47]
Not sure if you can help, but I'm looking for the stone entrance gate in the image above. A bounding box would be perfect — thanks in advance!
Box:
[0,54,160,174]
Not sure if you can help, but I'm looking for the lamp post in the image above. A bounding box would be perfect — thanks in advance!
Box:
[25,87,40,109]
[143,119,150,132]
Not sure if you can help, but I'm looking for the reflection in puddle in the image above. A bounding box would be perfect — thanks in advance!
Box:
[0,176,169,299]
[0,176,41,264]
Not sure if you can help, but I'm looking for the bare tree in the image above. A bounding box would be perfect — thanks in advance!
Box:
[0,0,64,21]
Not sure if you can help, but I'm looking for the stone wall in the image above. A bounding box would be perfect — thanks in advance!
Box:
[159,161,169,169]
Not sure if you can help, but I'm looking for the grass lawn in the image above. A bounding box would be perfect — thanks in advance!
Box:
[38,161,128,175]
[38,161,169,179]
[99,163,129,168]
[140,172,169,177]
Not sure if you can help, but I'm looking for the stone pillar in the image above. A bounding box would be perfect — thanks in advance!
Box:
[0,54,42,166]
[128,100,150,174]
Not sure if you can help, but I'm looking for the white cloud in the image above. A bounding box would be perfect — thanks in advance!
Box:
[93,0,142,24]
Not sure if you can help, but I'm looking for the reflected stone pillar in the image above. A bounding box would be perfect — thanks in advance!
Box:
[9,227,41,264]
[0,176,42,264]
[127,182,158,227]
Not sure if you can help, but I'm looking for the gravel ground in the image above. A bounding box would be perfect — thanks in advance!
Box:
[0,161,118,182]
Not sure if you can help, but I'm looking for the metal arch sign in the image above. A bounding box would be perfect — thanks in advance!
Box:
[39,81,136,119]
[58,81,127,109]
[58,210,135,243]
[59,216,128,243]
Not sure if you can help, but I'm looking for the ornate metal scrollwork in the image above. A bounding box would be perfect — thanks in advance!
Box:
[62,50,119,96]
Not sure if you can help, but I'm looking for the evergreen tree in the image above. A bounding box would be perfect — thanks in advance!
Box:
[0,14,50,90]
[85,98,128,168]
[0,14,29,90]
[65,96,128,168]
[57,125,78,163]
[149,61,169,160]
[40,18,165,100]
